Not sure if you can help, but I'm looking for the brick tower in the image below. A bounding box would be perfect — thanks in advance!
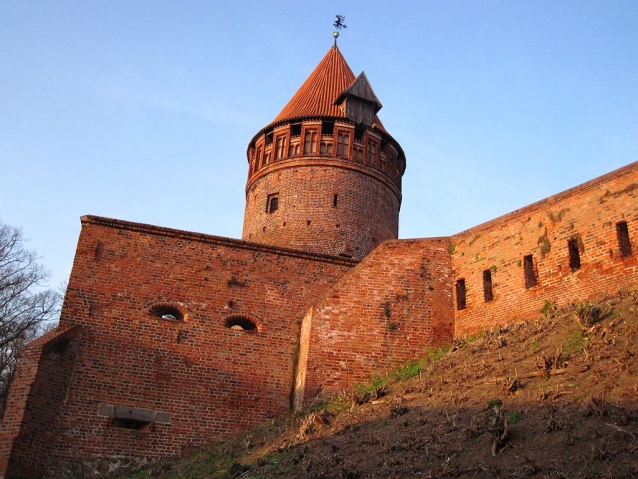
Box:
[242,46,406,260]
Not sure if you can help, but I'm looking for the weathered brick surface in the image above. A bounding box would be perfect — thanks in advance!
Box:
[0,325,81,478]
[452,162,638,334]
[243,161,400,260]
[0,216,354,478]
[297,238,455,404]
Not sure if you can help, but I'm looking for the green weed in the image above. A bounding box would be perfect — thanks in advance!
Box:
[395,359,424,379]
[424,345,451,363]
[541,300,558,319]
[564,331,587,355]
[507,413,522,424]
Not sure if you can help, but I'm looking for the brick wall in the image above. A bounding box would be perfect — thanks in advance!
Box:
[242,160,401,260]
[1,216,354,477]
[0,325,81,479]
[452,161,638,334]
[296,238,454,405]
[3,158,638,477]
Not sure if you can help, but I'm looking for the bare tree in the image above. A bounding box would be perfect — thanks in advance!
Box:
[0,222,61,417]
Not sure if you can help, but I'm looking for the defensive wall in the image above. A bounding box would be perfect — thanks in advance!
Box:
[1,162,637,477]
[294,237,454,406]
[291,161,638,404]
[451,161,638,334]
[0,216,355,478]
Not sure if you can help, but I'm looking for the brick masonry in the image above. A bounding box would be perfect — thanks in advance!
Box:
[296,238,455,406]
[243,160,400,260]
[1,162,637,477]
[0,217,355,478]
[451,161,638,335]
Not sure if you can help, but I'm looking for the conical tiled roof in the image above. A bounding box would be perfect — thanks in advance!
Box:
[249,46,388,144]
[272,46,356,123]
[270,46,386,131]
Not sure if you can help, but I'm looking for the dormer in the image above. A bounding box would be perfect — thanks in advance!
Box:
[334,72,382,127]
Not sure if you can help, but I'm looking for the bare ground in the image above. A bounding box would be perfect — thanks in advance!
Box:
[121,290,638,479]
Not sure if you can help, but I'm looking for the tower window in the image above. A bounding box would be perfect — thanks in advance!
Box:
[337,131,350,158]
[266,193,279,214]
[320,141,333,155]
[275,135,286,159]
[568,238,581,271]
[367,140,377,166]
[455,279,466,311]
[291,123,302,137]
[483,270,493,302]
[256,146,263,168]
[289,141,300,156]
[303,129,318,154]
[616,221,632,257]
[523,254,537,288]
[333,194,338,207]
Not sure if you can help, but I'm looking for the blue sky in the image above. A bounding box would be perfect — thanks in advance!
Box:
[1,1,637,289]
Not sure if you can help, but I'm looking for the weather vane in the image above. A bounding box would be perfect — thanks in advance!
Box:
[333,15,347,46]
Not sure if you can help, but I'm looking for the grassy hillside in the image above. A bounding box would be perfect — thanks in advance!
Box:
[118,290,638,478]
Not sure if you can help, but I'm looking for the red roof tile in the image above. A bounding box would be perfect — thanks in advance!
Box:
[262,46,386,133]
[273,47,355,123]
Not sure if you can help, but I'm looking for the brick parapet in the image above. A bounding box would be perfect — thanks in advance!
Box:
[454,161,638,239]
[451,161,638,334]
[81,215,359,268]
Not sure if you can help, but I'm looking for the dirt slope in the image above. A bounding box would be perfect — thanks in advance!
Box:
[121,290,638,479]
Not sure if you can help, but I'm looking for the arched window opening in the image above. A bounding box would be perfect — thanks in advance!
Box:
[149,303,186,322]
[225,315,258,332]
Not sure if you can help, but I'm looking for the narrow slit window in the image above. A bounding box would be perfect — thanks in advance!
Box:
[266,194,279,214]
[616,221,632,257]
[333,194,338,207]
[455,279,466,311]
[256,147,263,168]
[568,238,581,271]
[483,270,493,302]
[367,140,377,166]
[523,254,537,288]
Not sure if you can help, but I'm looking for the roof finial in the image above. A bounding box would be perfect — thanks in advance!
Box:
[333,14,346,46]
